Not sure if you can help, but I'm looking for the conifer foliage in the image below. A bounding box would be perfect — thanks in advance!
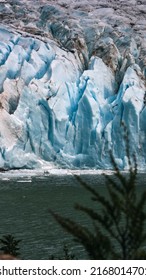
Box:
[0,234,21,257]
[51,129,146,259]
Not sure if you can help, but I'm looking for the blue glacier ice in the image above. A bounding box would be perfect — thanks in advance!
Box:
[0,0,146,170]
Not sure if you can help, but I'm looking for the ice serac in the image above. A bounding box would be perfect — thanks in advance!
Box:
[0,0,146,170]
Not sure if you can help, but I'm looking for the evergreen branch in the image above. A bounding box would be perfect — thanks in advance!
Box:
[104,175,125,195]
[49,210,93,242]
[109,152,127,188]
[49,210,109,259]
[75,203,122,244]
[74,175,114,213]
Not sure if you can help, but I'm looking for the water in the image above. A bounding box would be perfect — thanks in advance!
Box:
[0,171,146,259]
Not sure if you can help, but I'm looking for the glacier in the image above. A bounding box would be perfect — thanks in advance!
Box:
[0,0,146,170]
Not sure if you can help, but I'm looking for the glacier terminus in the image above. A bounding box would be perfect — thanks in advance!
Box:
[0,0,146,170]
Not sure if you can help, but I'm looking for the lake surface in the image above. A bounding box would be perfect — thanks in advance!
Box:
[0,170,146,260]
